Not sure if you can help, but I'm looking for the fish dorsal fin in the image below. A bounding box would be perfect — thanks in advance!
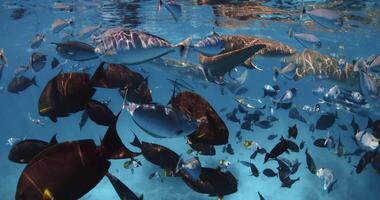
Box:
[167,79,178,105]
[90,62,107,88]
[49,134,58,145]
[101,111,140,159]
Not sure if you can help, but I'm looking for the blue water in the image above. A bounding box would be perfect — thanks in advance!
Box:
[0,0,379,199]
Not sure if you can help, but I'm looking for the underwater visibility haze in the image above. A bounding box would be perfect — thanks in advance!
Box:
[0,0,380,199]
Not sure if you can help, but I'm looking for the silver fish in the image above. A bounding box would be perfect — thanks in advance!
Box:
[304,8,343,29]
[273,62,296,81]
[326,85,340,99]
[176,156,201,181]
[274,88,297,104]
[125,102,197,138]
[78,24,101,39]
[157,0,182,22]
[30,33,46,49]
[0,49,8,65]
[359,67,378,100]
[288,28,321,48]
[94,27,192,64]
[51,17,74,33]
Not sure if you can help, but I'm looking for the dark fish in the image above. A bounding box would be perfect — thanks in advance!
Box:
[264,138,289,163]
[131,134,179,175]
[15,114,139,200]
[86,99,116,126]
[356,151,376,174]
[258,192,265,200]
[241,120,253,131]
[244,113,260,123]
[11,8,27,20]
[238,104,248,114]
[316,111,338,130]
[285,139,300,153]
[299,141,305,150]
[38,72,95,122]
[367,117,380,139]
[338,124,348,131]
[235,87,248,95]
[171,91,229,145]
[8,135,57,163]
[267,134,278,140]
[336,136,344,157]
[239,160,259,177]
[263,84,280,97]
[288,124,298,139]
[297,114,307,124]
[51,57,60,69]
[226,112,240,123]
[263,168,277,177]
[288,107,299,119]
[79,110,89,131]
[223,144,234,155]
[313,138,329,148]
[255,120,272,129]
[52,41,98,61]
[250,149,259,160]
[305,148,317,174]
[106,173,143,200]
[188,142,216,156]
[181,167,237,198]
[7,75,37,94]
[91,63,152,104]
[30,52,47,72]
[372,153,380,174]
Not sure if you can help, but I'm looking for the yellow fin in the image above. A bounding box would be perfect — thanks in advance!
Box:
[43,188,54,200]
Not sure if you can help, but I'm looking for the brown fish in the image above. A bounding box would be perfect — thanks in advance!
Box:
[38,72,95,122]
[7,75,37,94]
[130,133,179,175]
[188,141,216,156]
[181,167,237,199]
[91,62,152,104]
[170,91,229,145]
[8,135,58,164]
[30,52,47,72]
[15,113,139,200]
[85,99,116,126]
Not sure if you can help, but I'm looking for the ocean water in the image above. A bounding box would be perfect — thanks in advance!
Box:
[0,0,380,200]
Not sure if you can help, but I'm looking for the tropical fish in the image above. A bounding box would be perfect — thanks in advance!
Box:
[305,148,317,174]
[93,27,191,64]
[52,41,98,61]
[30,52,47,72]
[51,17,74,33]
[30,33,46,49]
[316,111,338,130]
[288,28,321,48]
[126,102,197,138]
[7,75,37,94]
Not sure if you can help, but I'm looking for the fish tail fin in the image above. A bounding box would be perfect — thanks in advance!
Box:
[130,130,142,149]
[90,62,108,88]
[101,111,140,159]
[31,76,38,86]
[288,27,294,38]
[177,37,192,61]
[139,194,144,200]
[49,134,58,145]
[272,66,279,82]
[264,153,270,163]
